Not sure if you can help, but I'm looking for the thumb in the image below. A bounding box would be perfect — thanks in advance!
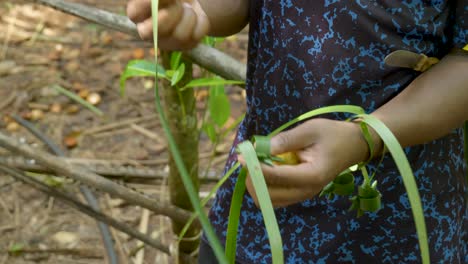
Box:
[270,128,307,155]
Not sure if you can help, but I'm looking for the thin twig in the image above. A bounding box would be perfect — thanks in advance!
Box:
[0,132,196,226]
[0,156,170,181]
[0,194,13,218]
[0,247,103,258]
[83,115,158,135]
[131,124,166,146]
[0,92,16,111]
[135,209,150,264]
[0,11,15,59]
[104,193,130,264]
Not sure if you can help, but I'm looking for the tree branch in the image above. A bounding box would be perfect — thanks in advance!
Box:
[32,0,247,82]
[0,165,198,261]
[0,132,198,227]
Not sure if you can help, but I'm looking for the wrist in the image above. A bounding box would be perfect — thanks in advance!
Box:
[348,120,384,164]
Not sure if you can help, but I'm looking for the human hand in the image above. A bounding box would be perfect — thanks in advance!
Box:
[127,0,210,50]
[242,118,373,208]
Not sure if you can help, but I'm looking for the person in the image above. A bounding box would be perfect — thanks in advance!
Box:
[127,0,467,263]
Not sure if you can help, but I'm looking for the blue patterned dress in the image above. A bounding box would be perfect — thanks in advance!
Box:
[207,1,468,263]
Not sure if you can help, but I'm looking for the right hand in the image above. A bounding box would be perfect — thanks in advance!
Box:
[127,0,210,50]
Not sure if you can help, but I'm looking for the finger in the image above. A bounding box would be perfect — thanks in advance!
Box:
[172,3,197,42]
[158,3,184,37]
[127,0,152,23]
[261,161,328,187]
[136,18,154,41]
[270,120,321,155]
[191,3,210,41]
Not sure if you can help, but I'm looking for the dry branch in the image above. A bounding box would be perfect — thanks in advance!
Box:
[32,0,247,81]
[0,165,171,255]
[0,156,223,183]
[0,132,197,227]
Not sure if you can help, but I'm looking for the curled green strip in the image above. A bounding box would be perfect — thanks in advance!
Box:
[332,173,355,196]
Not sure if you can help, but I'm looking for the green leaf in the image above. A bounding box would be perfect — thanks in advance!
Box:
[9,243,24,255]
[170,51,183,70]
[209,94,231,127]
[225,168,247,263]
[236,141,284,264]
[360,122,375,162]
[203,36,225,47]
[171,63,185,86]
[150,1,226,263]
[52,85,103,116]
[209,84,225,97]
[270,105,366,137]
[357,114,429,264]
[203,123,217,143]
[221,113,246,139]
[120,60,166,96]
[182,78,245,90]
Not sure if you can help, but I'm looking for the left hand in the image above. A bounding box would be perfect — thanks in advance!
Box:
[241,118,373,208]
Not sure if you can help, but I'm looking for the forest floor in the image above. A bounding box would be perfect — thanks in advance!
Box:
[0,1,247,263]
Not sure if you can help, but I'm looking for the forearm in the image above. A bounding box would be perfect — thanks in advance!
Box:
[198,0,249,36]
[372,53,468,148]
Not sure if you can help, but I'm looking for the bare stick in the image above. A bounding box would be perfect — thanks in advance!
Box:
[0,165,171,254]
[0,156,221,183]
[32,0,247,81]
[83,114,158,135]
[0,156,167,180]
[0,132,197,226]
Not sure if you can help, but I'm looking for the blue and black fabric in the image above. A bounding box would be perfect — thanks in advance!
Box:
[205,1,468,263]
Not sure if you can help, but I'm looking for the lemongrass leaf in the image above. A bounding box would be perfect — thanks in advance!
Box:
[270,105,365,136]
[225,168,247,263]
[357,114,429,264]
[236,141,284,264]
[178,163,241,243]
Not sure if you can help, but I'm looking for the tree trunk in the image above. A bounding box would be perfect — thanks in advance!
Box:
[161,52,200,263]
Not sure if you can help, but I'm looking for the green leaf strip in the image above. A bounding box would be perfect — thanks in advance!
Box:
[177,162,241,242]
[270,105,365,137]
[236,141,284,264]
[225,167,247,263]
[356,114,429,264]
[359,122,375,162]
[252,135,271,157]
